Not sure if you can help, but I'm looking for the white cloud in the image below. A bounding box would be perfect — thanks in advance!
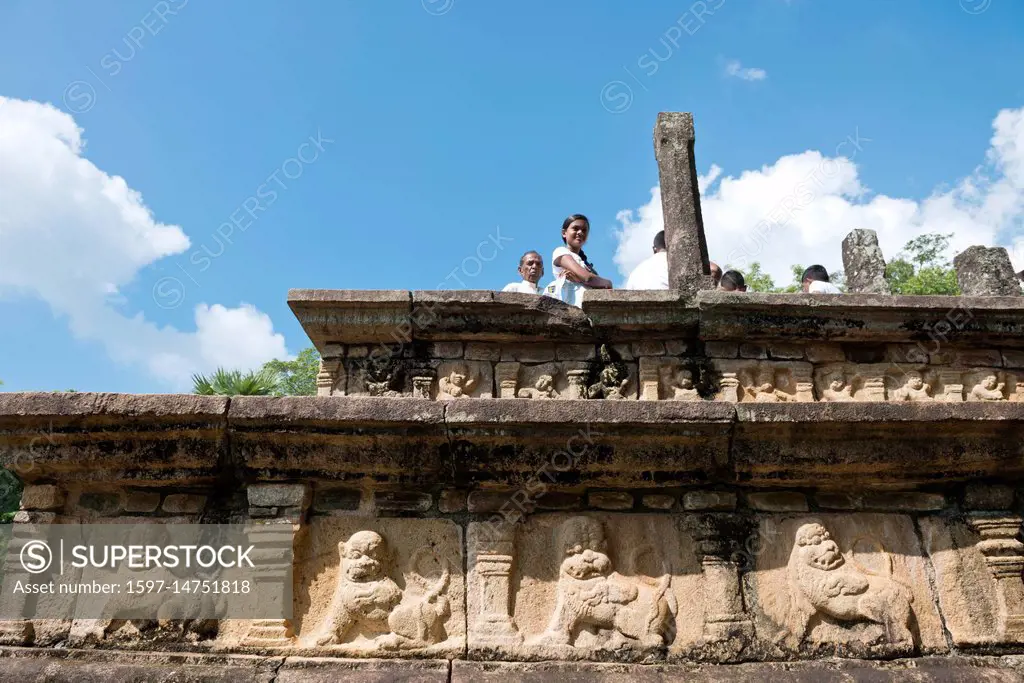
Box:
[615,106,1024,287]
[725,60,767,82]
[0,96,288,389]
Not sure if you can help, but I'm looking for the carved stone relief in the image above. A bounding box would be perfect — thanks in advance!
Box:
[639,358,701,402]
[714,361,813,403]
[745,514,945,658]
[495,362,583,400]
[293,519,464,657]
[436,361,493,400]
[468,514,703,661]
[586,345,638,400]
[921,515,1024,645]
[346,355,407,398]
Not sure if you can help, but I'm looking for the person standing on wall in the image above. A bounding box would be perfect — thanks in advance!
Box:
[624,230,669,290]
[545,214,612,306]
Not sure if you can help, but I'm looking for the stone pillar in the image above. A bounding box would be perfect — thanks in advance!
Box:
[842,229,889,294]
[468,522,522,648]
[638,358,661,401]
[566,369,589,400]
[968,515,1024,639]
[653,112,714,293]
[317,358,343,397]
[239,484,309,648]
[496,362,520,399]
[0,510,58,645]
[693,515,752,654]
[954,246,1022,296]
[718,371,740,403]
[790,366,815,402]
[939,370,965,403]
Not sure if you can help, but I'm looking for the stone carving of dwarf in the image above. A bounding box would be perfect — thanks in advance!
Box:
[309,531,450,650]
[661,366,699,401]
[821,371,855,402]
[969,373,1006,402]
[786,523,913,648]
[518,374,558,399]
[538,516,676,650]
[749,368,785,403]
[890,370,933,401]
[438,364,477,399]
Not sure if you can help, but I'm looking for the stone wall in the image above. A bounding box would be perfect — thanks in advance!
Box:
[2,290,1024,680]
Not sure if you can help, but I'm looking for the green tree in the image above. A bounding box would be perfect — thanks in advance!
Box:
[742,262,779,292]
[192,368,281,396]
[885,233,960,295]
[0,468,21,522]
[262,347,320,396]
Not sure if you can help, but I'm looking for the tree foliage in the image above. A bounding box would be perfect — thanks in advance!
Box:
[736,262,844,293]
[262,347,320,396]
[192,368,281,396]
[0,468,22,521]
[884,233,960,295]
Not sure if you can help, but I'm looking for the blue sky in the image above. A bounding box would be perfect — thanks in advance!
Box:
[1,0,1023,393]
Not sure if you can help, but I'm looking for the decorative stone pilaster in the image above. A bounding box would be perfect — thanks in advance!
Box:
[496,362,520,399]
[0,511,58,645]
[316,358,343,397]
[939,370,966,403]
[565,369,589,400]
[692,514,752,658]
[411,368,435,399]
[718,371,740,403]
[468,522,522,648]
[239,484,309,648]
[968,515,1024,639]
[639,358,661,401]
[791,366,815,402]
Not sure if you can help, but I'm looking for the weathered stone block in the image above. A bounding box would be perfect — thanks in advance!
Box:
[314,488,362,512]
[963,484,1015,511]
[664,340,692,356]
[535,492,582,510]
[747,514,947,657]
[641,494,676,510]
[769,343,805,360]
[682,490,737,511]
[346,345,369,359]
[435,360,494,399]
[954,246,1021,296]
[555,344,596,361]
[746,492,808,512]
[501,345,556,363]
[248,483,310,509]
[587,491,634,510]
[373,491,432,513]
[430,342,464,359]
[632,341,666,357]
[76,492,124,515]
[469,490,534,514]
[162,494,206,514]
[439,489,466,513]
[842,229,889,294]
[955,349,1003,367]
[466,343,502,361]
[861,492,945,512]
[704,342,738,358]
[805,344,845,363]
[814,492,862,510]
[845,345,886,364]
[739,343,769,360]
[1002,350,1024,369]
[20,485,64,511]
[293,517,464,657]
[123,490,161,513]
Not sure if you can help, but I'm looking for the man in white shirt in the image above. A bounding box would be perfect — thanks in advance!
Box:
[502,251,544,294]
[801,265,843,294]
[624,231,669,290]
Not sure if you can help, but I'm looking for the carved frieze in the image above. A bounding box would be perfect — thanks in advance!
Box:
[713,361,814,403]
[639,358,701,402]
[293,519,464,657]
[744,514,945,658]
[436,361,493,400]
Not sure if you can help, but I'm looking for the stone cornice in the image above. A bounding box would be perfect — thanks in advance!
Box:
[2,393,1021,488]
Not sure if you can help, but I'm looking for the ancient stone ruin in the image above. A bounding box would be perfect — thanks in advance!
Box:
[2,113,1024,680]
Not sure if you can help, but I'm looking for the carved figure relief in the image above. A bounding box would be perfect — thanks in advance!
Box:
[820,370,856,402]
[786,523,913,647]
[363,356,403,397]
[966,370,1011,402]
[588,346,631,400]
[305,531,450,650]
[537,517,676,650]
[717,361,814,402]
[518,374,558,399]
[889,370,935,402]
[438,363,478,399]
[662,366,699,401]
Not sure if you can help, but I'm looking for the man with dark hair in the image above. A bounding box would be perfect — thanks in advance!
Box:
[801,264,842,294]
[719,270,747,292]
[624,230,669,289]
[710,261,722,288]
[502,251,544,293]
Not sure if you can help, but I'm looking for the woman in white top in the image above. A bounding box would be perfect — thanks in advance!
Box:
[544,214,612,306]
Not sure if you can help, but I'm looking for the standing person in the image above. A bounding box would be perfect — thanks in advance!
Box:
[624,231,669,289]
[502,251,544,293]
[801,265,842,293]
[545,214,612,306]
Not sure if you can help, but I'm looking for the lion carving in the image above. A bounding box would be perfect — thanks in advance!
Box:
[785,523,913,647]
[307,530,450,650]
[538,517,676,649]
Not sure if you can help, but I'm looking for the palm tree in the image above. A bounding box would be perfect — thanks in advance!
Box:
[192,368,280,396]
